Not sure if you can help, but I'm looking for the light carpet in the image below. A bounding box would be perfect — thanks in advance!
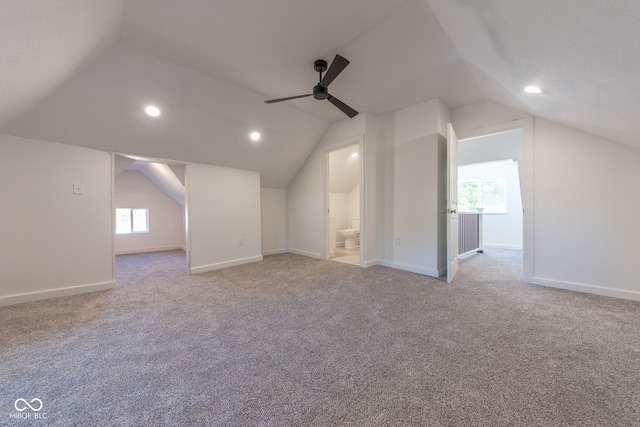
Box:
[1,250,639,426]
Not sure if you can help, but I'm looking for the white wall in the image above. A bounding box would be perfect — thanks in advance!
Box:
[452,101,529,134]
[459,128,524,185]
[0,135,114,306]
[330,193,349,245]
[187,163,262,273]
[288,137,331,259]
[452,101,640,301]
[347,183,360,225]
[459,129,523,165]
[328,185,360,247]
[377,99,449,277]
[260,188,288,255]
[114,170,185,254]
[363,113,378,266]
[532,118,640,299]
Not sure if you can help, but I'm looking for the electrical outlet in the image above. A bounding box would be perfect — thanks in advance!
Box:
[395,238,400,246]
[73,183,84,195]
[238,237,244,246]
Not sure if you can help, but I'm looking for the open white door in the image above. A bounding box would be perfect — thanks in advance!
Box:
[447,123,459,283]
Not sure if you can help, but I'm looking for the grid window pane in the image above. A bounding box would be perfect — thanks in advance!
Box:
[115,208,132,234]
[115,208,149,234]
[481,179,507,211]
[458,181,479,212]
[458,179,507,213]
[132,209,148,232]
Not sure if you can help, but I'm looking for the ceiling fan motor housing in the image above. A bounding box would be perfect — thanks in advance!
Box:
[264,54,357,118]
[313,84,328,100]
[313,59,328,73]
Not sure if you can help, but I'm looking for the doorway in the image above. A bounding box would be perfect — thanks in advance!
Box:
[326,143,361,265]
[456,127,527,278]
[112,154,189,276]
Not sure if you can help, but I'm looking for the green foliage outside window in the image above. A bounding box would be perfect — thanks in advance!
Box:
[458,179,507,213]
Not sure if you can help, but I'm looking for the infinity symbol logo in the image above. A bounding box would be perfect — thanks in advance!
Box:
[14,398,43,412]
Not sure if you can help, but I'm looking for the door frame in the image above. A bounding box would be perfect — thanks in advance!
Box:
[111,152,191,274]
[447,123,459,283]
[323,135,365,267]
[455,117,533,282]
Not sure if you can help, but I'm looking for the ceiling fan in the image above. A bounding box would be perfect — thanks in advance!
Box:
[264,55,359,118]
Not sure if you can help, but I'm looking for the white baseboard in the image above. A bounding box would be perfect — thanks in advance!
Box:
[483,243,523,251]
[437,266,447,277]
[190,255,263,274]
[0,281,116,307]
[459,250,481,260]
[262,248,289,256]
[115,246,184,255]
[378,260,440,278]
[288,249,322,259]
[531,276,640,301]
[363,259,378,268]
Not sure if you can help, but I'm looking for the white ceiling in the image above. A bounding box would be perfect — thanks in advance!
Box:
[329,145,360,194]
[0,0,121,128]
[426,0,640,146]
[2,0,639,187]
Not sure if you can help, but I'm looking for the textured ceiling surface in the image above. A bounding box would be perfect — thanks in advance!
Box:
[2,0,639,187]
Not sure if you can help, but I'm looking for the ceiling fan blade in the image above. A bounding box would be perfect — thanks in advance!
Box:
[264,94,313,104]
[327,95,358,118]
[320,55,349,87]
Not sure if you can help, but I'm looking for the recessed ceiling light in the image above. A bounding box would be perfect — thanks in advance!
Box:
[145,105,161,117]
[250,131,261,141]
[524,85,542,94]
[350,152,359,159]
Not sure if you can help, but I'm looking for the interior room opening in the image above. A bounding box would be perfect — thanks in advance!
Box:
[327,143,361,266]
[457,129,524,274]
[113,154,188,277]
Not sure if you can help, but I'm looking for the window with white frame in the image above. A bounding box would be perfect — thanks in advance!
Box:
[115,208,149,234]
[458,179,507,213]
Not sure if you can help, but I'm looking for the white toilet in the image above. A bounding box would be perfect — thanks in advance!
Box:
[338,219,360,248]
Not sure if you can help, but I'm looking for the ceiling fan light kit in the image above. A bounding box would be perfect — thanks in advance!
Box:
[265,55,359,118]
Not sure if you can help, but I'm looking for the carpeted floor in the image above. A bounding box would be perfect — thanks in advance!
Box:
[1,250,639,426]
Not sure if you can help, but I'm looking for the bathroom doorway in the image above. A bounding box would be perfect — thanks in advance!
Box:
[326,143,361,265]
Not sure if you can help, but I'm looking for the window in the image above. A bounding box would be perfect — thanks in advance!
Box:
[115,208,149,234]
[458,179,507,213]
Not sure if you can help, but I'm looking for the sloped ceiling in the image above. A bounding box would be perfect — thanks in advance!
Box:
[0,0,122,128]
[330,145,360,194]
[425,0,640,146]
[2,0,639,188]
[115,155,186,206]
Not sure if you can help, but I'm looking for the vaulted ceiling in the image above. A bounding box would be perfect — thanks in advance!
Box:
[2,0,639,187]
